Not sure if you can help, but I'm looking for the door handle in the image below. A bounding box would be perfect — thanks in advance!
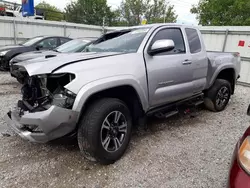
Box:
[182,60,192,65]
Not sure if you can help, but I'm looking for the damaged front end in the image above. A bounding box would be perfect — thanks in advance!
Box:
[5,73,79,143]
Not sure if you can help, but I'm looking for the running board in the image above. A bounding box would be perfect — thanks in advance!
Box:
[155,110,179,119]
[147,93,204,117]
[193,100,204,106]
[165,110,179,118]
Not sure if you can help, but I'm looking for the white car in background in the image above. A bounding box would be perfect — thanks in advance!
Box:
[1,4,44,20]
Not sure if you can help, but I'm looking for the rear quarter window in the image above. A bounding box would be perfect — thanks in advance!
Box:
[185,28,202,54]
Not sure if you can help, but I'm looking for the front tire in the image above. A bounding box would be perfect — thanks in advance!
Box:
[77,98,132,164]
[204,79,232,112]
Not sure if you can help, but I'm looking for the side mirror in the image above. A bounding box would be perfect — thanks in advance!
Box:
[36,45,43,50]
[247,104,250,116]
[148,39,175,56]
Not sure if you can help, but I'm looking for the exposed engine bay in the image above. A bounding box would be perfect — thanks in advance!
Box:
[18,73,76,115]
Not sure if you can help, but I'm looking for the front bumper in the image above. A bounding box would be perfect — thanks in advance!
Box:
[228,141,250,188]
[9,64,18,78]
[0,56,5,70]
[0,56,9,70]
[5,105,79,143]
[9,64,25,83]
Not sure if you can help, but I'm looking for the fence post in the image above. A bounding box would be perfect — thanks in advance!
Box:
[64,24,66,37]
[13,18,17,45]
[222,29,229,52]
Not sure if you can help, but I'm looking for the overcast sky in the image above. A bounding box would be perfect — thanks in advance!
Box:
[7,0,199,24]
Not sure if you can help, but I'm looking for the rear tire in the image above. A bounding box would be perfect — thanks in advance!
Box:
[77,98,132,165]
[204,79,232,112]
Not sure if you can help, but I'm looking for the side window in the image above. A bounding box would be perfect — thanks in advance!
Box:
[60,38,71,45]
[150,28,186,55]
[37,38,58,50]
[185,28,202,53]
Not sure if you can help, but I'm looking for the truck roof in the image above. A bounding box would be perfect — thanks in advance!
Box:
[108,23,198,34]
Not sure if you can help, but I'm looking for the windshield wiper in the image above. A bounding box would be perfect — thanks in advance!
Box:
[52,49,60,52]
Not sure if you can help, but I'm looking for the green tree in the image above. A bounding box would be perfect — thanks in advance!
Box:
[108,9,128,26]
[119,0,177,26]
[145,0,177,24]
[191,0,250,26]
[65,0,115,26]
[119,0,146,26]
[36,1,64,21]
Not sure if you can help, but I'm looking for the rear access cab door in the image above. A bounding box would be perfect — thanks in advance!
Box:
[185,28,208,93]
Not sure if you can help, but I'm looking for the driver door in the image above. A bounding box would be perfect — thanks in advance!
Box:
[144,27,194,108]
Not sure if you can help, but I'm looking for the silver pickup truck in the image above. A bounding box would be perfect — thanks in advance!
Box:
[5,24,241,164]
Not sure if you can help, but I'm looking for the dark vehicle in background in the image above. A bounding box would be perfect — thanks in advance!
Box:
[0,36,72,70]
[10,37,97,65]
[228,105,250,188]
[10,29,135,84]
[10,37,97,83]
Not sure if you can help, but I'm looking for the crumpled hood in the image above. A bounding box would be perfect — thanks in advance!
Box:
[0,45,23,52]
[17,52,123,76]
[12,50,59,63]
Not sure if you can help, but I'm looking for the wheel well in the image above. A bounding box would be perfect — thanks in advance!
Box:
[80,86,145,126]
[216,68,235,94]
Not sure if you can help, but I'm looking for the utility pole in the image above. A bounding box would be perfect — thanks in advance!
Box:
[102,17,105,34]
[163,8,166,23]
[103,17,105,27]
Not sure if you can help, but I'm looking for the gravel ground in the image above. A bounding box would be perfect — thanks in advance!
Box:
[0,71,250,188]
